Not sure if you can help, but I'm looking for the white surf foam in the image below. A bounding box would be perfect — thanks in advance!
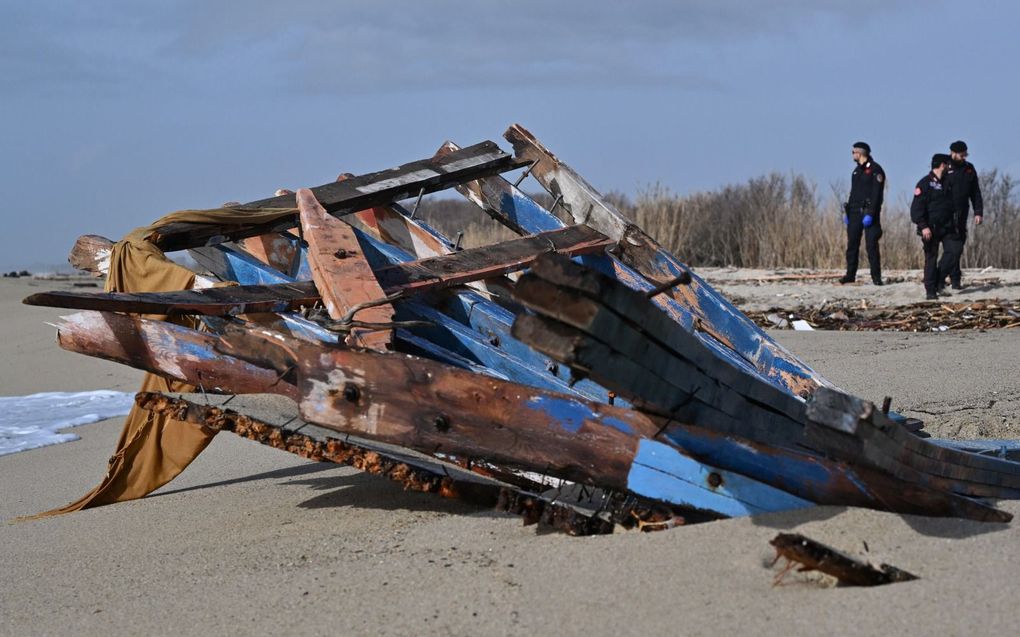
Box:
[0,391,134,456]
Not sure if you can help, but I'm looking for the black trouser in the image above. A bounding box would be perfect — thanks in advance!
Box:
[949,222,967,284]
[845,210,882,281]
[923,227,963,294]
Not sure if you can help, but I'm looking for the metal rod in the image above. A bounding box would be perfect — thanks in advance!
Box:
[513,159,540,187]
[409,187,426,219]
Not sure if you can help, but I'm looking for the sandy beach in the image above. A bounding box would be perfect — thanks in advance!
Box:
[3,275,1020,636]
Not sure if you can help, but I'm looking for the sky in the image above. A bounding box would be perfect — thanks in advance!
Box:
[2,0,1018,270]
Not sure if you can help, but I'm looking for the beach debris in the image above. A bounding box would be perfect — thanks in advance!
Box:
[770,533,919,587]
[754,300,1020,331]
[791,319,814,331]
[22,123,1020,534]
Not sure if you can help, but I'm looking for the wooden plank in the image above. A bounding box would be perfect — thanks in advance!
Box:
[151,141,524,252]
[373,224,611,294]
[23,281,320,316]
[504,124,826,399]
[297,188,393,350]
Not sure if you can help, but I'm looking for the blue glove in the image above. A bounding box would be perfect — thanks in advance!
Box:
[863,214,873,228]
[842,215,849,226]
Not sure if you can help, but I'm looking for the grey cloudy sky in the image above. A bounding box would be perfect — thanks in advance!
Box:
[2,0,1017,270]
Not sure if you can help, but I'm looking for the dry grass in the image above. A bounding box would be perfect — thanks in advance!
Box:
[415,171,1020,270]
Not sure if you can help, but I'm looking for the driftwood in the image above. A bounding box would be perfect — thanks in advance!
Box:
[770,533,919,587]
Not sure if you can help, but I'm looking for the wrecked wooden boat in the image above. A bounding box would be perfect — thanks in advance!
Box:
[25,124,1020,533]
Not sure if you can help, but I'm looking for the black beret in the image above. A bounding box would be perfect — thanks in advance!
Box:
[853,141,871,154]
[950,140,968,153]
[932,153,951,169]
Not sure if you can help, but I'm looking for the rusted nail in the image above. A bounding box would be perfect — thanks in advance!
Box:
[454,231,464,251]
[881,396,892,414]
[342,383,361,403]
[548,194,563,213]
[334,248,349,259]
[706,472,723,488]
[645,271,693,299]
[433,414,451,433]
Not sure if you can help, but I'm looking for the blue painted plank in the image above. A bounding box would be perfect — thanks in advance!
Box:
[628,439,813,517]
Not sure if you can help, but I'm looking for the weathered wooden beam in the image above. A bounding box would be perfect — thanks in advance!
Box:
[54,311,297,399]
[150,141,524,252]
[297,188,394,350]
[374,224,611,294]
[136,392,623,536]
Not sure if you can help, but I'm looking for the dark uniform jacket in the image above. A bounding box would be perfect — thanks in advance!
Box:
[947,159,984,223]
[910,172,955,232]
[847,159,886,218]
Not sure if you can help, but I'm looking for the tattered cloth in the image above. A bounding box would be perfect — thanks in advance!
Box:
[30,206,295,518]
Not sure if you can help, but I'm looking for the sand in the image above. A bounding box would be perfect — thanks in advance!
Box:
[2,276,1020,636]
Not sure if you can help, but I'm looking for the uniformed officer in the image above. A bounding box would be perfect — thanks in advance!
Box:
[840,142,886,285]
[945,140,984,289]
[911,154,962,300]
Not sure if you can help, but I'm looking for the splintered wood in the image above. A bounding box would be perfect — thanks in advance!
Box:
[770,533,919,587]
[755,301,1020,331]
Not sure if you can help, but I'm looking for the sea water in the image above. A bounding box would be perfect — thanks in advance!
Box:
[0,391,134,456]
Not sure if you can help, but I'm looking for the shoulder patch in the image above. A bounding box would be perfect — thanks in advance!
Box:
[914,187,922,196]
[877,173,884,183]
